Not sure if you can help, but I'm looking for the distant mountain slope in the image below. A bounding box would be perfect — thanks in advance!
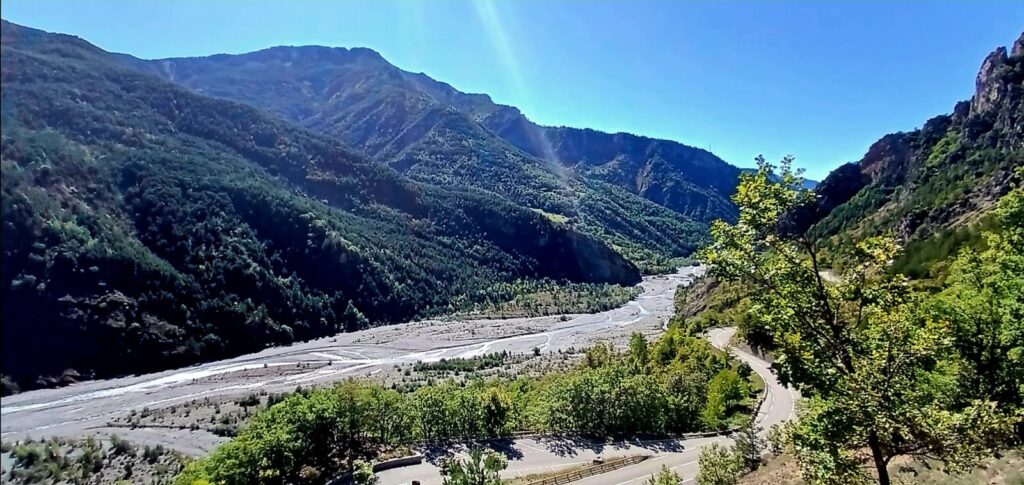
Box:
[0,20,638,390]
[803,32,1023,266]
[127,45,739,266]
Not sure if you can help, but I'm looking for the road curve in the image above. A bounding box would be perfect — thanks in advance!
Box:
[1,266,799,484]
[376,326,799,485]
[571,327,798,485]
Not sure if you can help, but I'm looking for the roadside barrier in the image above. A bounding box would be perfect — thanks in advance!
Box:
[525,455,650,485]
[373,454,424,472]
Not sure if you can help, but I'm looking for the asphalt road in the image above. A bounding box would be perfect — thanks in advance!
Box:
[375,327,799,485]
[1,267,704,454]
[1,265,798,484]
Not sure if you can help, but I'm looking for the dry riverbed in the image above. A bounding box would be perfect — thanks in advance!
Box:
[0,267,704,462]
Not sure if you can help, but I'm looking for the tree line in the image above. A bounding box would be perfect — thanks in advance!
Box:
[174,328,760,484]
[700,159,1023,485]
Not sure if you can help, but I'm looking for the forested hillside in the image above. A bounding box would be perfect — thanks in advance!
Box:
[0,21,640,392]
[126,44,737,268]
[800,32,1024,273]
[682,33,1024,484]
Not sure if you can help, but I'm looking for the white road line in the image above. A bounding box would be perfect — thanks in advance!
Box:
[516,441,546,453]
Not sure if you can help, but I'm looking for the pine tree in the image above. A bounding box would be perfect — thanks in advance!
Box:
[732,418,765,473]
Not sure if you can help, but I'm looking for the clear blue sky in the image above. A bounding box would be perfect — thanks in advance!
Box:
[4,1,1023,179]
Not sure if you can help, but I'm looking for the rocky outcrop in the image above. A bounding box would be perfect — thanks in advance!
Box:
[972,47,1009,116]
[805,32,1024,244]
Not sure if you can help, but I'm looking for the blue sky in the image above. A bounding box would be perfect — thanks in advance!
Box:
[4,1,1023,180]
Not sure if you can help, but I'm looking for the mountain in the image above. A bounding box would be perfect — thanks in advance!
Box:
[123,45,741,266]
[801,32,1024,271]
[0,21,641,390]
[741,167,818,189]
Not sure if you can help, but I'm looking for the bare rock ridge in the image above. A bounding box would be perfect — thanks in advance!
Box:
[795,31,1023,246]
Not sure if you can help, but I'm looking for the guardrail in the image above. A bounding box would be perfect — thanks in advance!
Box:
[525,455,650,485]
[373,454,424,472]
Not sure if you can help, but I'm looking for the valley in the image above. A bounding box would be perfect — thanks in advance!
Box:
[1,11,1022,485]
[0,267,704,455]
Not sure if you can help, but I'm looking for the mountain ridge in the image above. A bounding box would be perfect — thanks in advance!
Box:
[124,43,742,227]
[0,19,642,391]
[800,31,1024,271]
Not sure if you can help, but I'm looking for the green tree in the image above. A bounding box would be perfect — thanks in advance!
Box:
[652,330,680,366]
[480,387,513,437]
[628,332,650,374]
[362,385,413,445]
[342,300,370,332]
[352,460,378,485]
[614,374,668,433]
[932,177,1024,412]
[732,418,765,473]
[696,442,739,485]
[646,465,682,485]
[439,449,507,485]
[699,157,1015,484]
[584,342,616,368]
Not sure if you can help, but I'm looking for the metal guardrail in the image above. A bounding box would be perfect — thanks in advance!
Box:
[525,455,650,485]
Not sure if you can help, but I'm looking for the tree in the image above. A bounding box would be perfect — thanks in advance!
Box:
[439,449,507,485]
[732,418,765,473]
[699,157,1015,484]
[696,443,739,485]
[342,300,370,332]
[932,176,1024,413]
[652,330,680,366]
[352,460,378,485]
[646,465,681,485]
[628,332,650,374]
[363,385,413,445]
[584,342,615,368]
[480,387,513,437]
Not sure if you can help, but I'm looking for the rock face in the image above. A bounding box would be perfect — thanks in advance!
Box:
[973,47,1009,116]
[805,32,1024,246]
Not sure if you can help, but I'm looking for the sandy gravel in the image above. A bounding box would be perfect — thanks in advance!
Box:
[0,266,704,454]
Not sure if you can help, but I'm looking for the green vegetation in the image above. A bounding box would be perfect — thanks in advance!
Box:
[0,21,646,392]
[173,329,760,484]
[130,41,735,269]
[647,465,683,485]
[439,449,508,485]
[701,159,1022,485]
[2,436,183,484]
[697,442,741,485]
[413,353,510,375]
[452,279,641,318]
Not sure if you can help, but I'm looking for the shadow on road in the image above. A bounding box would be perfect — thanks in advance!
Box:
[640,439,685,453]
[535,436,607,457]
[420,438,526,465]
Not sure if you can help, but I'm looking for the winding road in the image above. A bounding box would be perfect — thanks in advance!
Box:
[0,265,799,483]
[376,327,798,485]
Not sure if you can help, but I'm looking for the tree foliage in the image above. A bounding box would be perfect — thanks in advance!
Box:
[0,21,649,391]
[174,327,763,484]
[696,443,739,485]
[646,465,682,485]
[439,449,507,485]
[700,157,1020,484]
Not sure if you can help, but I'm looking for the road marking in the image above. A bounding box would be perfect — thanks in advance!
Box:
[669,459,699,471]
[517,441,546,453]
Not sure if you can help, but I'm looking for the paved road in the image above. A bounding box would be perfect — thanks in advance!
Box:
[376,327,799,485]
[1,267,704,453]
